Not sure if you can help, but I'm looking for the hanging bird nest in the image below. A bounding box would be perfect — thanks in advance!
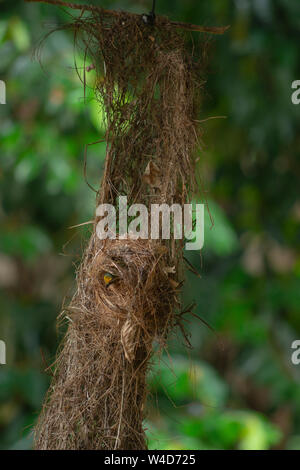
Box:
[35,238,178,449]
[29,0,226,450]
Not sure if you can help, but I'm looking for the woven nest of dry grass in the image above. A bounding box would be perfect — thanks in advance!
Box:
[34,5,208,450]
[36,237,179,449]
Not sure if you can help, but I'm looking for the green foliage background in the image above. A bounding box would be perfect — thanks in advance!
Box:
[0,0,299,450]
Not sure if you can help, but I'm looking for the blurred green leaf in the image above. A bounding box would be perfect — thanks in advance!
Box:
[204,200,239,256]
[8,17,30,52]
[150,355,228,408]
[0,226,52,261]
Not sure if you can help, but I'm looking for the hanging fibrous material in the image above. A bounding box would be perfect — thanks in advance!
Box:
[27,0,228,450]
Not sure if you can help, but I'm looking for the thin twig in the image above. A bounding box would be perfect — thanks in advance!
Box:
[68,220,94,229]
[40,348,55,377]
[114,368,125,449]
[194,115,227,123]
[25,0,230,34]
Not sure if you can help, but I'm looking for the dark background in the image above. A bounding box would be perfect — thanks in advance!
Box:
[0,0,299,450]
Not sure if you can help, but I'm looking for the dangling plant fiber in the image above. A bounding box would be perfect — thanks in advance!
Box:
[33,4,211,450]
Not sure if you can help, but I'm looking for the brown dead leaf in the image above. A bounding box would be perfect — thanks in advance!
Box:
[143,161,161,188]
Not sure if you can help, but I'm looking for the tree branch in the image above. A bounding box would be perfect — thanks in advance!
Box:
[24,0,230,35]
